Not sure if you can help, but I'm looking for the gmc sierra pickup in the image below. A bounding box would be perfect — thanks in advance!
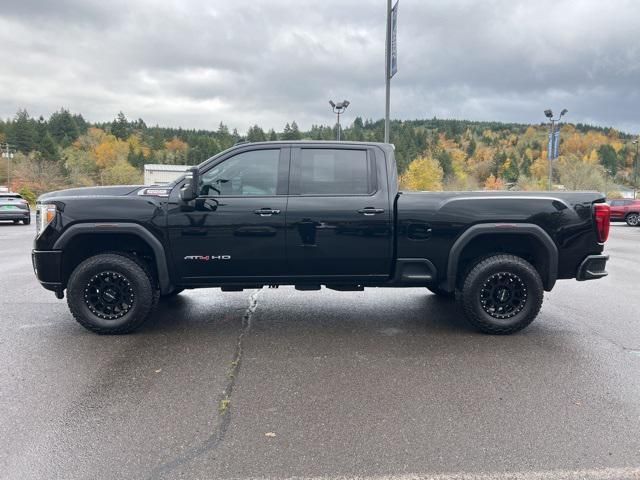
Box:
[32,141,610,335]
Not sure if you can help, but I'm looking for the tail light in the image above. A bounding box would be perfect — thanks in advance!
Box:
[594,203,610,243]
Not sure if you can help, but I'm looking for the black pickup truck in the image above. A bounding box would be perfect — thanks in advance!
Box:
[32,141,610,335]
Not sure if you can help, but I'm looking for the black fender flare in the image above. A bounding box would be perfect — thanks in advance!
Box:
[53,222,172,294]
[445,223,558,292]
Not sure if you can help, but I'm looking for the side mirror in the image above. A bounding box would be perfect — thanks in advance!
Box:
[179,167,200,202]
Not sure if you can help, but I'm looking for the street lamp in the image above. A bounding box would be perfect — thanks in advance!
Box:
[1,143,16,190]
[329,100,350,141]
[544,108,568,190]
[633,138,639,199]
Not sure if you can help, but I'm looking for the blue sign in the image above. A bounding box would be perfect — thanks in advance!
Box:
[390,1,399,78]
[553,129,560,159]
[548,126,561,160]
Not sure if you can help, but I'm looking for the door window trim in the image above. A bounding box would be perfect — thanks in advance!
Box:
[289,146,378,197]
[196,146,290,198]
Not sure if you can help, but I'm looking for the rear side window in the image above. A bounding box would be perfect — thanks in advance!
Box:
[297,149,373,195]
[610,200,622,206]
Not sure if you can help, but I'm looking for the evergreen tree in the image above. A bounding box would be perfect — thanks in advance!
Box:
[467,137,477,157]
[290,121,302,140]
[246,125,266,142]
[436,149,454,180]
[10,109,36,153]
[39,132,58,161]
[282,123,293,140]
[49,108,79,146]
[268,129,278,141]
[503,154,520,182]
[111,111,130,140]
[598,144,618,175]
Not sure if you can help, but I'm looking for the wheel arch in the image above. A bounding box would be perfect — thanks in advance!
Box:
[53,223,172,294]
[445,223,558,292]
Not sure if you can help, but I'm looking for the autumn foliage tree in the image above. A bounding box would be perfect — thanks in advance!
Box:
[400,155,444,191]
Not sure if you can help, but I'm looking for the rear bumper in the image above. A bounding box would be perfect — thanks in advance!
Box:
[576,254,609,281]
[32,250,63,292]
[0,210,30,220]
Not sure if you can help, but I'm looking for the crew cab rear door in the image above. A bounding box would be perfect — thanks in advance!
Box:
[285,146,392,279]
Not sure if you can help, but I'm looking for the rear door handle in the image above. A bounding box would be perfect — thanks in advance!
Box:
[357,207,385,216]
[254,208,281,217]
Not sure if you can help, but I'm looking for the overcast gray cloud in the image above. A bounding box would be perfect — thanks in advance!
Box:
[0,0,639,133]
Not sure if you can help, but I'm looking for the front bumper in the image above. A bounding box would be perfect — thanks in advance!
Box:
[32,250,63,292]
[576,254,609,281]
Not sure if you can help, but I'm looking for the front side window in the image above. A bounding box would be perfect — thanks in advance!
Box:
[199,149,280,196]
[298,149,372,195]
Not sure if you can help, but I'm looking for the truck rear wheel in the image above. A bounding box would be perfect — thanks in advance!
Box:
[460,254,543,335]
[67,253,155,334]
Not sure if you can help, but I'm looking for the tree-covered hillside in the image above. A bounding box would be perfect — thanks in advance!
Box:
[0,109,637,199]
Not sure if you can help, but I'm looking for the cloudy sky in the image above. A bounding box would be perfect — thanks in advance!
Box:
[1,0,639,133]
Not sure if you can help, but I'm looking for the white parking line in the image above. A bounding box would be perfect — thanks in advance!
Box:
[246,467,640,480]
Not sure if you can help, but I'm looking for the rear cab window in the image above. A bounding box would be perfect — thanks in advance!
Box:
[291,148,376,195]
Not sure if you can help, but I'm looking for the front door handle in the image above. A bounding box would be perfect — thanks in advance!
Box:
[254,208,281,217]
[357,207,385,216]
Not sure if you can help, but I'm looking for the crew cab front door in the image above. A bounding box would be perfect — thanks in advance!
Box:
[285,146,393,280]
[167,146,289,282]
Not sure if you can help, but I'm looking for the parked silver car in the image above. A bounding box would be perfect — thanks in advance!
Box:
[0,192,31,225]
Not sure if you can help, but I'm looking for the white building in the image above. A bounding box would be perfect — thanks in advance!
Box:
[143,164,189,185]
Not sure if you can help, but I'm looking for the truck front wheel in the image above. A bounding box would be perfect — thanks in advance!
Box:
[460,254,543,335]
[67,253,155,334]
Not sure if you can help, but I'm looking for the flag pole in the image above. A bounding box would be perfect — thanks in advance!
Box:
[384,0,391,143]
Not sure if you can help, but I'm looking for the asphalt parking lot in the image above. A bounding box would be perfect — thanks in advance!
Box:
[1,220,640,480]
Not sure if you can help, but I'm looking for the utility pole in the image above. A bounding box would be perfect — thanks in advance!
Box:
[1,143,15,190]
[633,139,639,199]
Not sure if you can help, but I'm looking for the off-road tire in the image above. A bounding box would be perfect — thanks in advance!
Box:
[23,217,31,225]
[67,253,155,334]
[626,213,639,226]
[460,254,543,335]
[427,285,455,299]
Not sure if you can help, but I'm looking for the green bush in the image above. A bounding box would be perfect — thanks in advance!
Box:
[18,186,37,206]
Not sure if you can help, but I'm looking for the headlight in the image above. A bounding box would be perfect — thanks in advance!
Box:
[36,204,57,236]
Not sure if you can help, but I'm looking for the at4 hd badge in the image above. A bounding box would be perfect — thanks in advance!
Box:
[184,255,231,261]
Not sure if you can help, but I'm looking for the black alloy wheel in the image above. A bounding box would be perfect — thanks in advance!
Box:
[84,271,135,320]
[460,254,543,335]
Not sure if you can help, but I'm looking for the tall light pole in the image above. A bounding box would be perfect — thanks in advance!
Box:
[544,108,568,190]
[329,100,350,141]
[1,143,15,190]
[633,139,639,199]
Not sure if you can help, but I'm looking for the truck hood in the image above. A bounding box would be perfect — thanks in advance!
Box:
[38,185,143,202]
